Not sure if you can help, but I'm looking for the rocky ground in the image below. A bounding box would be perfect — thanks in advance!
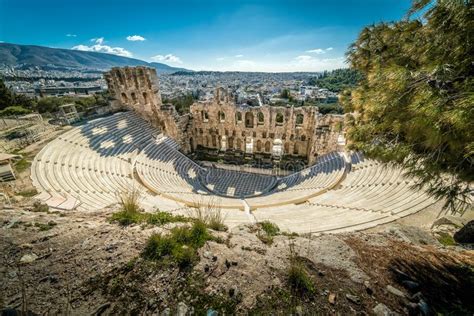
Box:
[1,202,473,315]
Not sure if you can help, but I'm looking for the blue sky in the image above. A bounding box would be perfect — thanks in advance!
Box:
[0,0,412,72]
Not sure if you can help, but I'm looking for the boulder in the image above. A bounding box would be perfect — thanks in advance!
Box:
[373,303,400,316]
[453,220,474,244]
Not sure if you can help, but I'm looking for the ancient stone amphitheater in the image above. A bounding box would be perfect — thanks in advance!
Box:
[31,111,436,234]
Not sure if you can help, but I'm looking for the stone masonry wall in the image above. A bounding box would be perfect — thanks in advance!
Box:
[104,67,343,165]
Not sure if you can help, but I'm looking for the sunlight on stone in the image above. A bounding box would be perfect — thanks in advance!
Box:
[100,140,115,149]
[188,169,196,179]
[301,169,311,177]
[122,135,133,144]
[117,120,128,129]
[91,127,108,135]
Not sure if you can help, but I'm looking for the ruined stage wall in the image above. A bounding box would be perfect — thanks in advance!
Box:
[104,67,343,165]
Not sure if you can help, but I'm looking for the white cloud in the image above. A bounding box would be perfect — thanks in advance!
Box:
[126,35,146,41]
[90,37,105,44]
[66,34,77,37]
[150,54,183,64]
[216,57,225,61]
[291,55,346,71]
[234,54,244,58]
[72,39,133,57]
[305,47,333,54]
[296,55,313,61]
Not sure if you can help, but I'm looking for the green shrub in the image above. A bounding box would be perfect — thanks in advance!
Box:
[190,201,228,232]
[17,188,38,197]
[260,221,280,236]
[287,243,315,295]
[0,106,32,117]
[34,220,56,231]
[257,221,280,244]
[437,232,456,246]
[142,221,213,268]
[32,201,49,213]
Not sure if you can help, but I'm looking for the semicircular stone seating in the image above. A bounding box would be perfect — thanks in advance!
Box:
[31,112,437,233]
[200,168,277,198]
[252,152,437,234]
[31,111,156,210]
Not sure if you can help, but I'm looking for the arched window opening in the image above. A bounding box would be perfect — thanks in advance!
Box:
[276,112,284,125]
[219,111,226,122]
[121,92,128,103]
[265,141,271,152]
[257,112,264,124]
[256,140,262,152]
[236,112,242,122]
[296,113,304,125]
[245,112,254,128]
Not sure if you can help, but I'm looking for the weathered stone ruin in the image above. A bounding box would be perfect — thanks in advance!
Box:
[104,66,343,166]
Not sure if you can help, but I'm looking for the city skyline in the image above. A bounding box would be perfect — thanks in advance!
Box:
[1,0,412,72]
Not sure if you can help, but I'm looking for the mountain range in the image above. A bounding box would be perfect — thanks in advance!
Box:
[0,43,189,74]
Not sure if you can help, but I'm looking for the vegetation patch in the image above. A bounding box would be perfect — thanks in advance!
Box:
[142,220,214,268]
[257,221,280,244]
[17,188,38,197]
[110,189,188,227]
[110,209,188,227]
[190,203,228,232]
[34,220,57,231]
[436,232,456,246]
[31,201,49,213]
[14,158,31,173]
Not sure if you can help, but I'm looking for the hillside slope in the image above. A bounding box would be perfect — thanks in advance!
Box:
[0,43,188,73]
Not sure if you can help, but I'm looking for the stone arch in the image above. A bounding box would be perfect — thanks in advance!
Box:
[296,113,304,125]
[219,111,226,122]
[228,137,234,149]
[256,139,262,152]
[257,111,264,124]
[245,112,254,128]
[131,92,137,103]
[276,112,284,124]
[121,92,128,104]
[265,140,271,152]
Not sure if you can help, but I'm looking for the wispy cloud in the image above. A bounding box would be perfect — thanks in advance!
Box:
[234,54,244,58]
[291,55,346,71]
[90,37,105,44]
[72,37,132,57]
[305,47,333,54]
[126,35,146,41]
[151,54,183,64]
[66,34,77,37]
[216,57,225,61]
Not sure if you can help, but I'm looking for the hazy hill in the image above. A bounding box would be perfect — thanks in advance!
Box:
[0,43,189,74]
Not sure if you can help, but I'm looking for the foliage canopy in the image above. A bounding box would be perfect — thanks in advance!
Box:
[341,0,473,214]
